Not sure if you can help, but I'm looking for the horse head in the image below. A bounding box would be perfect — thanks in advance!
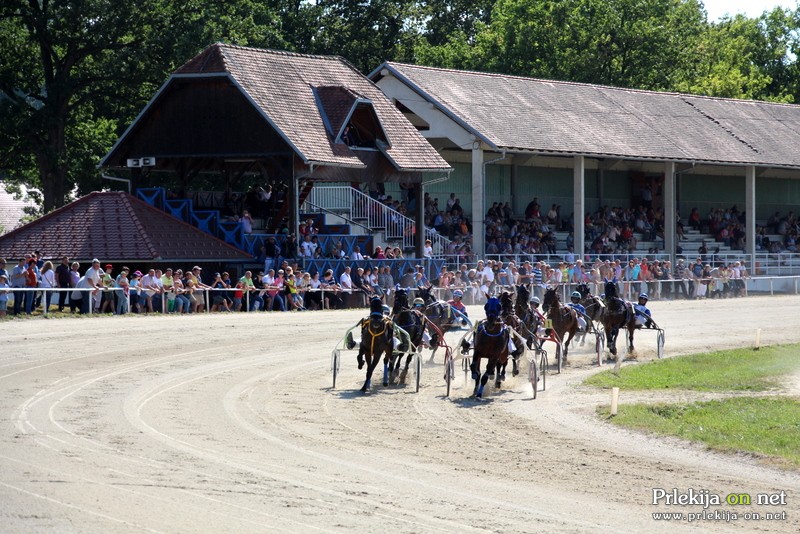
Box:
[393,288,410,313]
[604,281,619,300]
[417,285,435,305]
[576,283,590,298]
[515,284,530,305]
[484,296,502,322]
[543,287,560,311]
[500,291,514,314]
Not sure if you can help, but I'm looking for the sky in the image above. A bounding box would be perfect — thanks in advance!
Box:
[703,0,797,21]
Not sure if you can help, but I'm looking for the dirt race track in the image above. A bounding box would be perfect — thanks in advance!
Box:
[1,295,799,533]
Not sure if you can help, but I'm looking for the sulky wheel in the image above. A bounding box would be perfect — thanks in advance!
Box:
[331,349,340,389]
[528,355,539,399]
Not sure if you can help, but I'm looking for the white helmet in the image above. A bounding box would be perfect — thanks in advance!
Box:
[531,296,541,305]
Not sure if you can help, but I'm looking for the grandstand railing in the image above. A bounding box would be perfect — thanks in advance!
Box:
[303,185,452,257]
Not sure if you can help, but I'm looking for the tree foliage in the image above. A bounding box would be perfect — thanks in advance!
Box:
[3,0,800,213]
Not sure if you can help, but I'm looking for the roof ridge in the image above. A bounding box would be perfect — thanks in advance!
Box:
[215,42,346,63]
[119,192,161,258]
[386,61,799,108]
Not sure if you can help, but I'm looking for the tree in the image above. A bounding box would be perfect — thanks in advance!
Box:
[0,0,284,213]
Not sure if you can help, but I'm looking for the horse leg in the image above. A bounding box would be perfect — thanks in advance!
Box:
[361,353,379,392]
[476,360,494,398]
[627,325,636,355]
[383,347,394,387]
[471,355,482,396]
[607,327,618,356]
[427,331,439,363]
[497,359,506,386]
[356,345,365,370]
[399,353,413,383]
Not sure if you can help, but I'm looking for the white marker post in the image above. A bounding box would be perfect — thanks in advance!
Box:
[611,387,620,416]
[755,328,762,351]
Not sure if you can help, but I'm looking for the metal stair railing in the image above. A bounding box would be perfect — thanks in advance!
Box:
[304,185,452,257]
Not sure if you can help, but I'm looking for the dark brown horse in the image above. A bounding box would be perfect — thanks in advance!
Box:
[470,297,511,399]
[602,281,637,359]
[355,311,395,392]
[390,289,426,384]
[542,287,578,363]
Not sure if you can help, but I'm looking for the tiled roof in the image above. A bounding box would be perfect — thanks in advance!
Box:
[0,192,252,262]
[171,44,449,172]
[0,183,33,235]
[379,62,800,168]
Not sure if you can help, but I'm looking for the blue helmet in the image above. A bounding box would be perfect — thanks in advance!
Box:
[639,293,649,300]
[453,289,463,298]
[571,291,581,300]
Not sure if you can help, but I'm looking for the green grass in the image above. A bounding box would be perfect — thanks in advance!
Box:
[585,345,800,392]
[599,397,800,467]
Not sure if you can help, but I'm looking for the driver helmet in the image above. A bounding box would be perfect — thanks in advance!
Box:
[638,293,649,301]
[571,291,581,302]
[531,296,541,306]
[413,297,425,307]
[452,289,463,299]
[382,304,391,315]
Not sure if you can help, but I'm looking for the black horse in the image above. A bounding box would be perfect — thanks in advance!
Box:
[390,289,426,383]
[602,281,637,359]
[514,284,544,350]
[470,298,512,399]
[417,286,462,361]
[355,300,395,392]
[576,283,605,324]
[542,287,578,363]
[499,291,530,377]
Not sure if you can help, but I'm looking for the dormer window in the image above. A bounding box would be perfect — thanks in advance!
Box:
[313,85,390,151]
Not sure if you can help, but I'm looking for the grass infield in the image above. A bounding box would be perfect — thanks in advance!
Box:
[586,344,800,391]
[598,397,800,467]
[588,345,800,467]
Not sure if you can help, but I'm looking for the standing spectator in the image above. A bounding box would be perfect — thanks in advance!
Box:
[38,261,56,312]
[116,268,131,315]
[99,264,116,313]
[0,273,9,317]
[80,259,103,314]
[68,262,81,313]
[55,257,71,312]
[140,268,159,313]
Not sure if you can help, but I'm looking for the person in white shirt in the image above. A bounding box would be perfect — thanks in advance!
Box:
[140,268,160,313]
[351,246,364,261]
[83,259,103,313]
[339,266,353,290]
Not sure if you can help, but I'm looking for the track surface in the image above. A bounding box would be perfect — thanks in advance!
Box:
[1,295,799,533]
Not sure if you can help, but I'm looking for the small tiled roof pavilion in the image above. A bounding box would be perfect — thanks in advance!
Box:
[100,44,450,256]
[371,62,800,262]
[0,191,253,265]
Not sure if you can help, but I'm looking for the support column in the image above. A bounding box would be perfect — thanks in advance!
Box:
[573,156,585,260]
[471,146,484,258]
[289,174,300,239]
[745,166,756,271]
[664,162,676,262]
[415,182,425,259]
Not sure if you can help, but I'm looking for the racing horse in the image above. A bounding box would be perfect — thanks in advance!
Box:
[470,297,512,399]
[390,289,425,384]
[602,281,637,358]
[542,287,579,363]
[499,290,531,376]
[576,283,605,324]
[417,286,463,362]
[355,297,396,392]
[514,284,544,349]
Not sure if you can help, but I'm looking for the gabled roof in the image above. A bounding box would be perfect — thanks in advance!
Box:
[0,192,252,263]
[375,62,800,168]
[102,44,449,172]
[0,182,33,235]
